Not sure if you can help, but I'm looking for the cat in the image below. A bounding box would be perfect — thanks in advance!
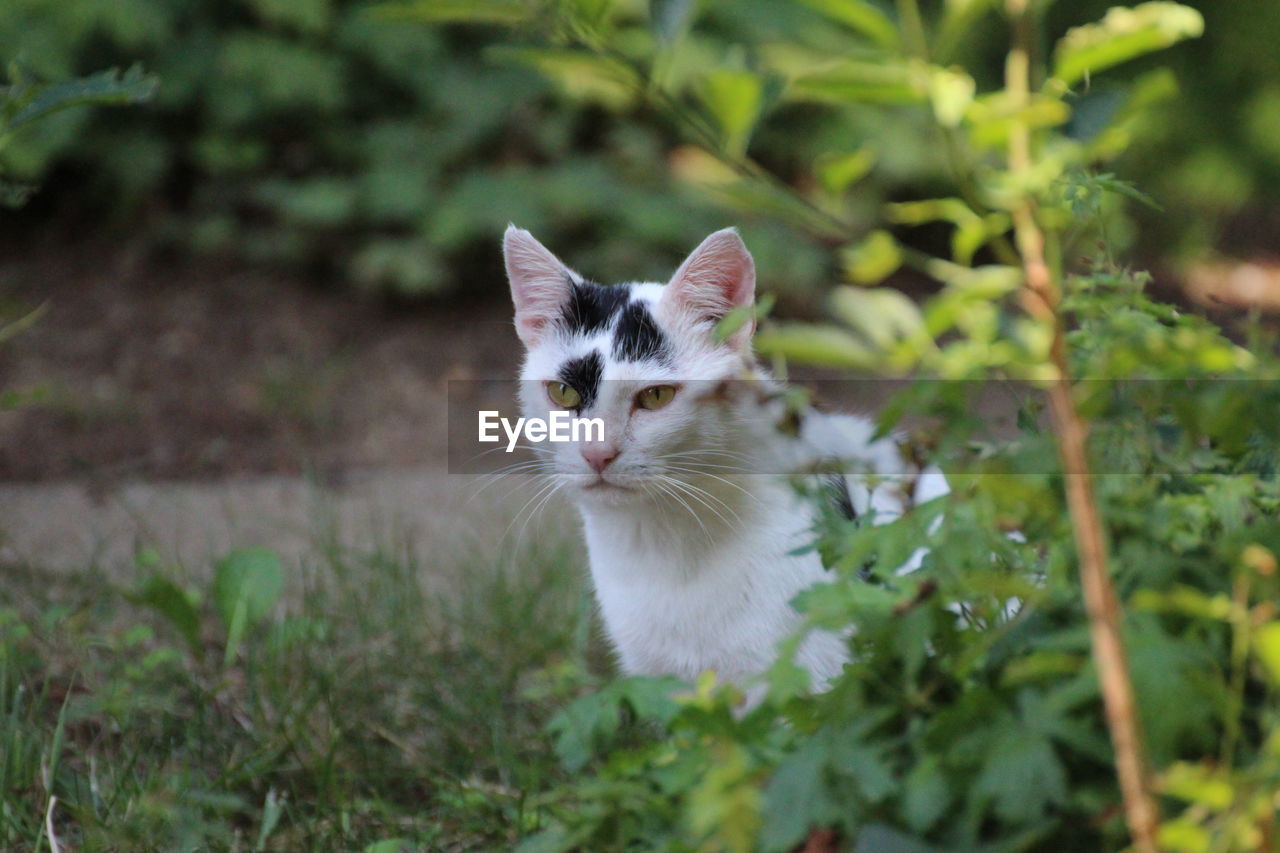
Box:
[502,225,947,699]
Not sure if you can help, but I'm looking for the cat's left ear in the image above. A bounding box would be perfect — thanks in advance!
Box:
[662,228,756,349]
[504,225,575,348]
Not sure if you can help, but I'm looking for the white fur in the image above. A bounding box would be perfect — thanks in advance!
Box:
[503,225,943,697]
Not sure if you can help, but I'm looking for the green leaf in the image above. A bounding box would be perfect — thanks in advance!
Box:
[793,0,899,50]
[212,547,284,629]
[489,47,639,111]
[362,841,413,853]
[967,712,1070,824]
[841,230,902,284]
[789,60,924,105]
[0,303,46,345]
[2,65,157,138]
[815,148,876,193]
[699,69,765,158]
[966,92,1071,147]
[650,0,695,42]
[1254,621,1280,687]
[754,323,878,370]
[928,66,975,127]
[224,597,250,668]
[854,824,946,853]
[1156,818,1211,853]
[375,0,530,25]
[253,788,285,851]
[128,575,203,658]
[1159,762,1234,810]
[831,287,926,352]
[759,737,838,851]
[714,293,774,343]
[547,676,683,771]
[900,756,950,833]
[1052,3,1204,88]
[247,0,330,34]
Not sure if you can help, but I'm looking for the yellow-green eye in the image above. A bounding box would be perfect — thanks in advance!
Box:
[636,385,677,410]
[547,381,582,409]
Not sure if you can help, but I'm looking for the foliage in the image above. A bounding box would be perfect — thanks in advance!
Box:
[0,0,829,298]
[0,62,156,207]
[0,60,154,403]
[1049,0,1280,262]
[0,531,600,850]
[413,1,1280,851]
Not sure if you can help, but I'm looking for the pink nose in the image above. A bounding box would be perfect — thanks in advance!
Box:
[580,444,619,474]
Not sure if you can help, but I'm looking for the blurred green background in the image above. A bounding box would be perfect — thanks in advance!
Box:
[2,0,1278,303]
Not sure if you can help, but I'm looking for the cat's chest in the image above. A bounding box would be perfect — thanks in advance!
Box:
[579,506,823,679]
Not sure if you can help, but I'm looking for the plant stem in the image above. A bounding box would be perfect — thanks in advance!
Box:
[1004,2,1160,851]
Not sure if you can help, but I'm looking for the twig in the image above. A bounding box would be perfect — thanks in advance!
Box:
[44,795,62,853]
[1003,1,1160,851]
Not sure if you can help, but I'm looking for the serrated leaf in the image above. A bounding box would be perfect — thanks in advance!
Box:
[3,66,157,136]
[854,824,946,853]
[971,724,1066,822]
[900,756,950,833]
[1052,2,1204,87]
[547,676,682,771]
[760,737,838,852]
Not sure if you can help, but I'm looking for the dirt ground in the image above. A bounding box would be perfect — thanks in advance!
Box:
[0,241,550,571]
[1,238,1259,571]
[0,240,523,483]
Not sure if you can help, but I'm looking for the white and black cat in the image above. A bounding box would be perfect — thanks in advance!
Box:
[503,225,946,697]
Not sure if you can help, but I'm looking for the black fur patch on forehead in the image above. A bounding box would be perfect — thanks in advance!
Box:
[561,277,630,335]
[557,350,604,411]
[613,300,671,364]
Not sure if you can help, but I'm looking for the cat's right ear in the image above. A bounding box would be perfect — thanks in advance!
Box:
[504,225,573,347]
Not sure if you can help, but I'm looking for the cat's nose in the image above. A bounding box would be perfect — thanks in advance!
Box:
[581,444,619,474]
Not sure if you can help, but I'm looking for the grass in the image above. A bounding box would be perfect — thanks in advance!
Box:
[0,524,609,850]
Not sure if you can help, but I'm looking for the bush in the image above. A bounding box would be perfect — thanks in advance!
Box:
[416,2,1280,851]
[0,0,833,298]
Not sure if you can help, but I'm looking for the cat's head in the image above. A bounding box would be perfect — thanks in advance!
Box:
[504,225,760,504]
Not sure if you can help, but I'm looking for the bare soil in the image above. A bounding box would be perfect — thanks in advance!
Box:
[0,241,522,483]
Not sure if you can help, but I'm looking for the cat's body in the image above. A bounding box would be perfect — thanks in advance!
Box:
[503,226,944,695]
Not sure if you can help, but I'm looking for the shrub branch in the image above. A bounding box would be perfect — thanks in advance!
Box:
[1004,2,1160,850]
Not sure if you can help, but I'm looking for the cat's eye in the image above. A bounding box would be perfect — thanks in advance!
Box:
[635,385,677,411]
[546,381,582,409]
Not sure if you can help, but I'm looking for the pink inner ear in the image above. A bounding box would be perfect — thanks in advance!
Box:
[504,226,572,346]
[667,228,756,327]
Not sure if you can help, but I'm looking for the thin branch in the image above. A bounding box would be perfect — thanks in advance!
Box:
[44,795,62,853]
[1004,1,1160,851]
